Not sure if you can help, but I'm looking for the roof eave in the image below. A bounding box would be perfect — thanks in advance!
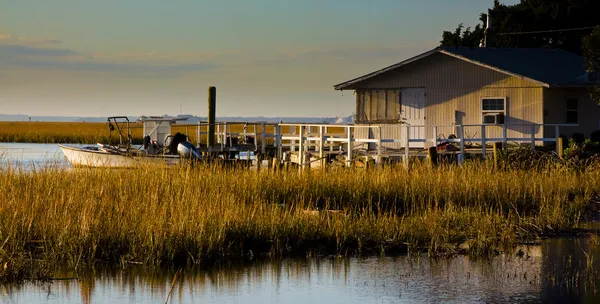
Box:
[333,47,441,90]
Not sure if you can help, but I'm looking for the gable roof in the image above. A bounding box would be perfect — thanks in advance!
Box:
[334,46,592,90]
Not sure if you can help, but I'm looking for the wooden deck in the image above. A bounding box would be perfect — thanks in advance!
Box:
[178,121,577,167]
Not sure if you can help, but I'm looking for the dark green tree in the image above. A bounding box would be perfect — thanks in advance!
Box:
[440,0,600,55]
[583,26,600,103]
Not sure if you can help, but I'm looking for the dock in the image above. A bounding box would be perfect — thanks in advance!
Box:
[174,121,575,168]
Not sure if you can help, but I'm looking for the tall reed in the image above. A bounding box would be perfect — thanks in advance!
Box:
[0,161,596,282]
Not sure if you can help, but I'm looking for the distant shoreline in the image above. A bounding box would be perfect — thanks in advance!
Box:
[0,114,354,124]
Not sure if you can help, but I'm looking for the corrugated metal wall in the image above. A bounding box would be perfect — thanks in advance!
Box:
[352,52,548,147]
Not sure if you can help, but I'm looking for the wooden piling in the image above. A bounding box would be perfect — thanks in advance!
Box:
[557,137,564,158]
[493,141,503,168]
[207,86,216,147]
[427,146,438,167]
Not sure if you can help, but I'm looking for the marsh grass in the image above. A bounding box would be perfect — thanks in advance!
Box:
[0,160,597,282]
[0,122,144,144]
[0,122,342,146]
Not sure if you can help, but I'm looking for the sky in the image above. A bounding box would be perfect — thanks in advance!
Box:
[0,0,520,118]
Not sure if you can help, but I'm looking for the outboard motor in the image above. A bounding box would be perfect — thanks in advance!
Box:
[167,132,188,155]
[177,141,202,160]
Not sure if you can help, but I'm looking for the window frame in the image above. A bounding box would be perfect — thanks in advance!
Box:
[566,97,578,124]
[481,97,506,125]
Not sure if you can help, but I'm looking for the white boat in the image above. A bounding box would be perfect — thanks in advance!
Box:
[58,116,201,168]
[58,144,181,168]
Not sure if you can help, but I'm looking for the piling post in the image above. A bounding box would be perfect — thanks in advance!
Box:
[530,124,536,151]
[196,121,201,147]
[458,125,465,165]
[481,125,486,160]
[346,126,353,167]
[377,126,382,167]
[276,125,282,160]
[404,125,410,167]
[207,86,216,148]
[299,126,304,169]
[427,146,438,167]
[319,125,325,169]
[502,124,508,149]
[493,141,503,168]
[261,122,266,154]
[557,137,564,158]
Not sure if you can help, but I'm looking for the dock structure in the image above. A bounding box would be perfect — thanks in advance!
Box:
[174,121,576,168]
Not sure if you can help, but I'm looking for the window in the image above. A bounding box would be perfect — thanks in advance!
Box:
[482,97,505,124]
[566,98,578,124]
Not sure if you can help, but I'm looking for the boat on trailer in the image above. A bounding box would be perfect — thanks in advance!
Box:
[58,116,201,168]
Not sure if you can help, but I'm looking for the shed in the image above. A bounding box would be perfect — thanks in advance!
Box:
[334,46,600,149]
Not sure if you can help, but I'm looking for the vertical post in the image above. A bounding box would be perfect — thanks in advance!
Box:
[319,126,324,168]
[427,146,438,167]
[291,126,296,152]
[261,123,266,154]
[196,121,200,147]
[377,126,382,166]
[254,124,258,152]
[555,125,560,155]
[227,123,232,147]
[298,126,304,168]
[217,124,223,150]
[557,137,564,158]
[502,124,507,149]
[530,124,536,151]
[433,126,438,148]
[458,125,465,164]
[493,141,502,168]
[404,125,410,167]
[325,126,331,152]
[207,86,216,147]
[276,125,282,160]
[481,125,486,160]
[347,126,353,167]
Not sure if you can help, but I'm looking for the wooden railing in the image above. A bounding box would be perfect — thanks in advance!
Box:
[176,122,578,166]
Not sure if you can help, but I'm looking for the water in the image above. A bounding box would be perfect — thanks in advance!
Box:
[0,143,71,169]
[2,238,599,304]
[1,143,599,303]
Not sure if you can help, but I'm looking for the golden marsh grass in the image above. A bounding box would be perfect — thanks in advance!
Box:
[0,122,342,145]
[0,161,596,282]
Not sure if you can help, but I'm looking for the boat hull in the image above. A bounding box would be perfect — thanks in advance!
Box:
[58,144,181,168]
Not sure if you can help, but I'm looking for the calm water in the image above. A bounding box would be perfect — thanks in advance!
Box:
[1,143,599,303]
[0,142,71,169]
[1,238,599,304]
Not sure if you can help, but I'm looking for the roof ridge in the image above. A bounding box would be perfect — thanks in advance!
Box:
[441,46,577,54]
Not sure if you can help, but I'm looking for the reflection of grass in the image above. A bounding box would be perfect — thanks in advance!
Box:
[0,161,595,283]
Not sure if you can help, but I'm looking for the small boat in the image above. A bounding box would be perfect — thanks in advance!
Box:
[59,116,201,168]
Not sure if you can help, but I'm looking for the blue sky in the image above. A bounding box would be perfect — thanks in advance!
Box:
[0,0,520,117]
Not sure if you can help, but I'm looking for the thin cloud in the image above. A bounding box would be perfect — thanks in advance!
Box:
[0,45,77,57]
[0,33,62,46]
[3,57,220,76]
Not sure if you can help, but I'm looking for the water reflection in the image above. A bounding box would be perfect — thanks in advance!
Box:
[2,237,599,304]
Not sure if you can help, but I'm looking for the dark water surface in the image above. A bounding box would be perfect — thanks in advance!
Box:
[1,143,599,303]
[2,238,599,304]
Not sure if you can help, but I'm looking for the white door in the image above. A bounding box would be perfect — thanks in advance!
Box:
[400,88,425,148]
